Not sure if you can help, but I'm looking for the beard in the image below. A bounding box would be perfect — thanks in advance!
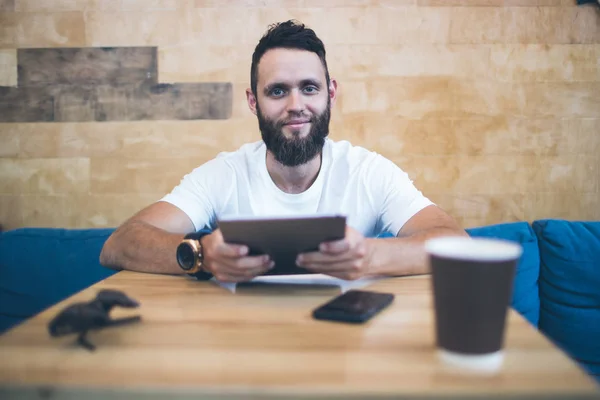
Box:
[257,101,331,167]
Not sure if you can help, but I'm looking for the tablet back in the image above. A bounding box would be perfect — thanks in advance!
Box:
[218,215,346,275]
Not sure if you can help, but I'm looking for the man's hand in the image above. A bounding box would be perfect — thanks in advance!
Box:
[201,229,274,283]
[296,226,372,281]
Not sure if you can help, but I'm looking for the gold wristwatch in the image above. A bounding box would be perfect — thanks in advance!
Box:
[176,231,212,278]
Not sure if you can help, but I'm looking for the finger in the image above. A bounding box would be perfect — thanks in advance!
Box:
[319,226,364,254]
[211,271,249,283]
[213,261,274,282]
[318,238,350,255]
[230,260,274,278]
[242,261,275,278]
[301,259,364,274]
[217,256,273,276]
[297,251,357,266]
[299,240,367,264]
[228,254,272,269]
[215,242,249,257]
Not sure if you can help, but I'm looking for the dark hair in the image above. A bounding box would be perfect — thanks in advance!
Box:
[250,20,330,96]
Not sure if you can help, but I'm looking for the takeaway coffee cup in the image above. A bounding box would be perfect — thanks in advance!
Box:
[425,236,523,374]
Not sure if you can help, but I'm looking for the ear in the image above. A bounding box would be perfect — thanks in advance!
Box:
[246,88,258,116]
[328,79,338,109]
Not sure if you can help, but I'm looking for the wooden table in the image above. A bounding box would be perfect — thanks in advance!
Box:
[0,271,598,399]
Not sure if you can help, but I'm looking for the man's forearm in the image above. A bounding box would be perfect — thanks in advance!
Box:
[366,227,469,277]
[100,220,186,275]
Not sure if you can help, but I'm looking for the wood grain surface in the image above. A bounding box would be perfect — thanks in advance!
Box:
[0,271,598,399]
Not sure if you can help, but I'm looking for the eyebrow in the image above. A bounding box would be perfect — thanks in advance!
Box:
[263,79,323,95]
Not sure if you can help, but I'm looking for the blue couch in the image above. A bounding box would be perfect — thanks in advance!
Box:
[1,220,598,383]
[469,220,600,383]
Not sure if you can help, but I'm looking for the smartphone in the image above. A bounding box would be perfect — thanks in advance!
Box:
[312,290,395,324]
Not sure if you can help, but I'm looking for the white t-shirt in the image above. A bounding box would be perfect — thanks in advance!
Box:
[161,139,433,237]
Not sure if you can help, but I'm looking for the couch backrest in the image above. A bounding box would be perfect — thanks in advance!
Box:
[466,222,541,328]
[0,228,117,333]
[534,219,600,381]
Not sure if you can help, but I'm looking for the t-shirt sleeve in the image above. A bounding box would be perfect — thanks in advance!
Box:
[372,156,434,236]
[160,158,233,232]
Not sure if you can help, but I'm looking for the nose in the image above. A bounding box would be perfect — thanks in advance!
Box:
[286,89,304,113]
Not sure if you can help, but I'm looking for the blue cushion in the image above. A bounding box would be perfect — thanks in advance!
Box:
[376,232,395,238]
[466,222,540,327]
[0,228,117,334]
[534,220,600,382]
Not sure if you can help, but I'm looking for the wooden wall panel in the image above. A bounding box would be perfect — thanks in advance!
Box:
[0,1,598,229]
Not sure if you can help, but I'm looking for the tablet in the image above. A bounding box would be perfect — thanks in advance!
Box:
[217,214,347,276]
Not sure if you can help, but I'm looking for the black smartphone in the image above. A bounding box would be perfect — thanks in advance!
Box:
[312,290,395,324]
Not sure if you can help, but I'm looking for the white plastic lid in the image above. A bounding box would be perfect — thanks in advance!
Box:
[424,236,523,262]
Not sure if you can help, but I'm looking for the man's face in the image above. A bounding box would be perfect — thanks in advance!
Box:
[249,48,335,167]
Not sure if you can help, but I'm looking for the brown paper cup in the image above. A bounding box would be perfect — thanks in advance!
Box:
[425,236,523,374]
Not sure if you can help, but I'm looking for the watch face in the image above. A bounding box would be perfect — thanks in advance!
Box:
[176,242,196,271]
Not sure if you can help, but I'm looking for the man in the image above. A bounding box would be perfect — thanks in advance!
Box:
[100,20,467,282]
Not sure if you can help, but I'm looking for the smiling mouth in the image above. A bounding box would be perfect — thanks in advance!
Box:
[284,121,310,129]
